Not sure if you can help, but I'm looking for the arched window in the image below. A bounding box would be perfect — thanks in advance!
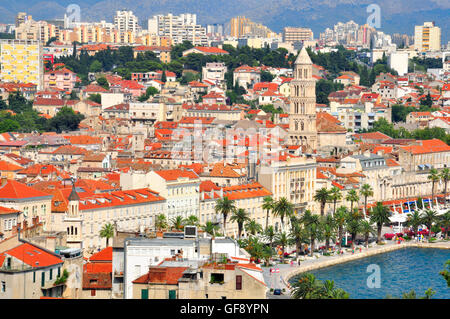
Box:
[295,121,298,131]
[71,226,74,235]
[301,121,305,131]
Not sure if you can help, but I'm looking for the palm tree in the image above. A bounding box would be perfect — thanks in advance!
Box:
[360,220,376,248]
[346,213,362,249]
[440,168,450,202]
[346,189,360,212]
[369,202,391,243]
[245,220,263,236]
[202,221,220,236]
[230,208,250,239]
[439,212,450,239]
[360,184,374,216]
[321,214,336,251]
[291,273,324,299]
[184,215,199,226]
[262,196,274,230]
[428,168,440,206]
[274,231,289,263]
[99,223,114,247]
[301,210,322,257]
[155,214,168,231]
[328,186,342,216]
[421,209,439,240]
[406,211,422,238]
[322,280,350,299]
[289,217,309,259]
[272,197,294,231]
[170,216,184,231]
[314,188,330,216]
[334,206,348,249]
[215,197,236,236]
[263,225,276,248]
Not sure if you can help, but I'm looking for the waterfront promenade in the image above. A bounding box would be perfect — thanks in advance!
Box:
[263,240,450,299]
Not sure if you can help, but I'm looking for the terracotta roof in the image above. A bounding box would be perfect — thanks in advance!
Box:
[0,179,52,200]
[132,267,188,285]
[399,139,450,155]
[0,160,23,171]
[222,182,271,200]
[154,169,199,181]
[4,243,63,268]
[0,206,20,215]
[89,247,112,262]
[190,46,229,55]
[33,98,65,106]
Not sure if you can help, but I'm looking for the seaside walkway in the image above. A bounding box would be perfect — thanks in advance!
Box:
[263,239,450,299]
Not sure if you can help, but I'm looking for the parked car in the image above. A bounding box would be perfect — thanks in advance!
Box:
[273,289,282,295]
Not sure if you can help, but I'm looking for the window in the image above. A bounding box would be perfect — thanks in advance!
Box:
[50,269,53,280]
[236,275,242,290]
[141,289,148,299]
[210,273,224,284]
[91,289,96,297]
[33,271,36,283]
[1,281,5,292]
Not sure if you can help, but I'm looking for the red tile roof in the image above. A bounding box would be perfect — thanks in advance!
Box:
[4,243,63,268]
[0,160,23,171]
[132,267,188,285]
[0,179,52,200]
[0,206,20,215]
[154,169,199,181]
[89,247,112,262]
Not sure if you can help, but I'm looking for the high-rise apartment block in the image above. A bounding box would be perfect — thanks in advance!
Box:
[0,39,43,89]
[114,10,140,34]
[414,22,441,51]
[15,12,32,27]
[148,13,207,46]
[230,16,278,38]
[283,27,314,43]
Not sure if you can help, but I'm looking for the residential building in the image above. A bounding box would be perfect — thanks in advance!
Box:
[414,22,441,51]
[114,10,140,34]
[283,27,314,43]
[0,39,44,90]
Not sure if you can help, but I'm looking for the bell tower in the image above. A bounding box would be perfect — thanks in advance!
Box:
[288,47,317,151]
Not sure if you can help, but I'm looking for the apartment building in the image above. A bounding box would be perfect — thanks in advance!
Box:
[43,67,78,92]
[148,13,207,46]
[283,27,314,43]
[114,10,140,34]
[414,22,441,51]
[0,39,44,90]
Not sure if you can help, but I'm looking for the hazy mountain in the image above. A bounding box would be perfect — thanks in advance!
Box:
[1,0,448,41]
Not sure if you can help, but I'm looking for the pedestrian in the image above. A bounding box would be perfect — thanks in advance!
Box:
[298,259,301,266]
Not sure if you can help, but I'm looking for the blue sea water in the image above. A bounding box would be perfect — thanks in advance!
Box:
[289,248,450,299]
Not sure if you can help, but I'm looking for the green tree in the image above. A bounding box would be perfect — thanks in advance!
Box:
[406,211,423,237]
[314,188,330,216]
[170,216,185,231]
[88,94,101,104]
[360,184,374,216]
[245,219,263,236]
[440,260,450,287]
[328,186,342,217]
[346,211,362,249]
[262,196,274,230]
[421,209,439,240]
[274,231,289,263]
[272,197,294,231]
[99,223,114,247]
[230,208,250,239]
[427,168,440,205]
[439,212,450,240]
[334,206,348,249]
[360,220,376,248]
[0,118,20,133]
[155,214,168,231]
[184,215,199,226]
[202,221,220,236]
[370,202,391,243]
[301,210,322,257]
[440,168,450,201]
[321,214,336,251]
[345,189,360,212]
[47,107,84,133]
[96,76,109,90]
[289,217,308,259]
[89,60,102,73]
[215,197,236,236]
[263,225,276,248]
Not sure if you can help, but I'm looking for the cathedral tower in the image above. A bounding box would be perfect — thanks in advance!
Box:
[288,47,317,151]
